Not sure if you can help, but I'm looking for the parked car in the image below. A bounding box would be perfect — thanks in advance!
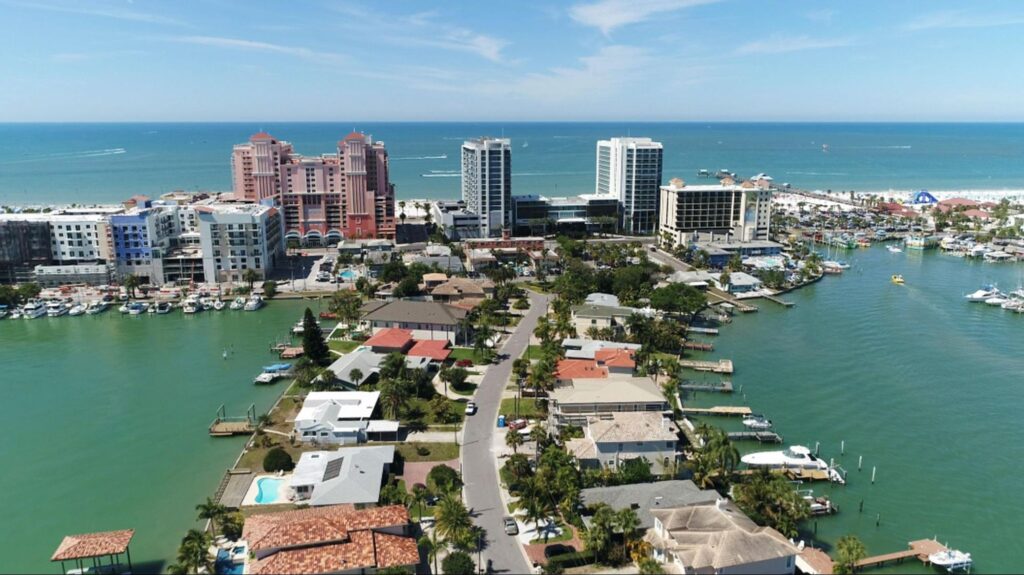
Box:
[503,517,519,535]
[465,401,477,416]
[507,418,528,431]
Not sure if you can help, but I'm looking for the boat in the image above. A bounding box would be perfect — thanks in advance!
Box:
[822,261,844,274]
[741,446,844,483]
[9,309,22,319]
[522,141,529,148]
[46,300,70,317]
[182,297,202,314]
[85,300,109,315]
[292,319,321,335]
[22,299,48,319]
[213,299,225,311]
[698,168,710,178]
[154,301,173,314]
[263,362,292,373]
[243,294,264,311]
[742,414,773,430]
[229,296,246,310]
[1001,299,1023,311]
[891,274,905,285]
[964,285,1000,302]
[798,490,837,516]
[68,303,87,316]
[887,245,902,253]
[254,372,282,384]
[0,305,7,320]
[118,303,131,314]
[984,296,1008,306]
[128,302,148,315]
[928,549,972,572]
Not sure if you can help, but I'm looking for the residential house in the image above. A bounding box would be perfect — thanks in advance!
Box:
[362,327,452,364]
[243,505,419,575]
[565,412,679,473]
[289,446,395,507]
[360,300,468,344]
[430,277,495,308]
[548,376,669,427]
[646,499,799,574]
[580,480,719,530]
[421,272,448,290]
[555,347,636,384]
[571,302,655,339]
[562,338,641,360]
[326,347,384,387]
[293,391,399,445]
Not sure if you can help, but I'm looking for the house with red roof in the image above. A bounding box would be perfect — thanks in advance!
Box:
[363,327,451,364]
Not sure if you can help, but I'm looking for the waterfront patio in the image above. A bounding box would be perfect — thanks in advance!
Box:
[51,529,134,575]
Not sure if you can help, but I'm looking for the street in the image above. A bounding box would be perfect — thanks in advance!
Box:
[462,289,550,574]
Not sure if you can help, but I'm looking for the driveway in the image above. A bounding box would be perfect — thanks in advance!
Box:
[463,290,550,574]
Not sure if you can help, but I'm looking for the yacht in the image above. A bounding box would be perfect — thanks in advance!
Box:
[46,300,70,317]
[212,299,225,311]
[928,549,972,572]
[85,300,109,315]
[182,297,201,314]
[10,309,23,319]
[891,274,905,285]
[154,301,173,314]
[742,414,773,430]
[887,245,902,253]
[128,302,148,315]
[22,300,48,319]
[984,295,1008,306]
[741,445,838,478]
[229,296,246,310]
[965,285,1000,302]
[243,294,264,311]
[68,303,87,316]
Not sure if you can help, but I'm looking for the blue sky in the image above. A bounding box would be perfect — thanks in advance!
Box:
[2,0,1024,121]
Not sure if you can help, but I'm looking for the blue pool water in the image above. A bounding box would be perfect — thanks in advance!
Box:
[254,477,284,504]
[338,269,358,280]
[215,549,244,575]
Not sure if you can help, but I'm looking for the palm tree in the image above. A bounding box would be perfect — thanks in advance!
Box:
[347,368,364,387]
[242,268,259,291]
[583,504,615,562]
[195,497,228,534]
[515,478,554,541]
[123,274,140,299]
[176,528,212,574]
[505,429,524,453]
[616,507,641,548]
[408,484,429,523]
[434,492,473,549]
[834,534,868,574]
[379,379,406,419]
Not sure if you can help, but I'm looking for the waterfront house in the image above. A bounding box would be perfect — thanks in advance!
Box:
[243,505,419,575]
[429,276,495,306]
[289,446,395,507]
[360,300,468,344]
[571,301,655,339]
[362,328,452,364]
[565,412,679,473]
[562,338,642,360]
[555,348,636,383]
[580,480,719,530]
[548,376,669,427]
[714,271,764,295]
[326,347,383,387]
[293,391,399,445]
[645,499,799,574]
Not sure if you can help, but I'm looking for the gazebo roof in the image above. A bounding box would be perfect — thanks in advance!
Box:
[52,530,135,561]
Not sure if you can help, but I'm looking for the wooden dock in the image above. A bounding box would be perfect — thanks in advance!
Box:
[762,294,794,307]
[683,405,751,416]
[855,539,948,570]
[678,358,733,374]
[728,430,783,443]
[735,467,834,482]
[686,326,719,335]
[679,380,733,393]
[682,341,714,351]
[208,404,256,437]
[707,288,758,313]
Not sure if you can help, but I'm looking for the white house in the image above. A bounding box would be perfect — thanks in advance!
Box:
[293,391,399,445]
[565,412,679,474]
[289,446,395,506]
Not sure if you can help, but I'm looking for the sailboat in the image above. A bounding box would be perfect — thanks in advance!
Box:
[522,141,529,148]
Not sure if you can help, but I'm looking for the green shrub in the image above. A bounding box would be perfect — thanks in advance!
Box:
[546,550,595,570]
[262,281,278,299]
[442,550,475,574]
[262,447,295,472]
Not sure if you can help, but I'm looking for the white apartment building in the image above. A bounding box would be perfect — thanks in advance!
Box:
[0,213,112,264]
[596,137,663,234]
[658,178,772,246]
[196,202,283,284]
[461,137,511,238]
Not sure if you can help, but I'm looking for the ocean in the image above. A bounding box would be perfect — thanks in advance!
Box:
[2,122,1024,206]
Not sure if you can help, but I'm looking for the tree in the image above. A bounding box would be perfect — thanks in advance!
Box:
[616,507,641,548]
[379,352,408,381]
[638,557,665,574]
[124,274,140,299]
[262,447,295,472]
[583,503,616,562]
[347,368,364,386]
[219,512,244,541]
[427,464,463,495]
[262,280,277,299]
[732,467,810,538]
[195,497,228,534]
[393,275,421,298]
[301,307,330,365]
[430,395,452,423]
[435,493,473,549]
[443,366,470,393]
[379,379,407,419]
[441,550,475,575]
[242,268,259,291]
[618,458,654,484]
[505,429,524,453]
[834,534,868,575]
[173,528,213,575]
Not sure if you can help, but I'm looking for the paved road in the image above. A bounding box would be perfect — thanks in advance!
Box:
[462,290,550,574]
[648,247,694,273]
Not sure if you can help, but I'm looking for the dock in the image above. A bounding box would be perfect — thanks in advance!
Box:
[762,294,795,307]
[683,405,751,416]
[279,346,304,359]
[707,288,758,313]
[678,358,734,374]
[728,430,783,443]
[215,468,255,509]
[686,326,719,335]
[856,539,948,570]
[736,467,835,482]
[682,341,714,351]
[679,380,733,393]
[208,404,256,437]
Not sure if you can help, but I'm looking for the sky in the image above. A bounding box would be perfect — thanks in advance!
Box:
[2,0,1024,122]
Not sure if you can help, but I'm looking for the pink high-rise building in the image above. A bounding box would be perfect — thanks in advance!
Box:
[231,131,395,244]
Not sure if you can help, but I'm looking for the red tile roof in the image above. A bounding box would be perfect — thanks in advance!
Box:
[374,531,422,568]
[963,209,991,219]
[364,328,414,351]
[250,528,420,575]
[408,339,452,361]
[51,530,135,561]
[344,131,366,141]
[243,505,408,553]
[939,197,978,207]
[595,348,636,369]
[555,359,608,380]
[250,131,274,141]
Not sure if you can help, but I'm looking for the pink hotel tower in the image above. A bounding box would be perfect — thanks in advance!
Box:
[231,131,396,243]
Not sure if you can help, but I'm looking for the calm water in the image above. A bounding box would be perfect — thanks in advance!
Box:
[689,248,1024,573]
[2,123,1024,205]
[0,301,311,573]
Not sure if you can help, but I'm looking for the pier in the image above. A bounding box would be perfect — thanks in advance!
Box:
[707,289,758,312]
[682,405,751,416]
[762,294,795,307]
[855,539,949,570]
[728,430,783,443]
[678,358,734,374]
[686,326,719,335]
[208,404,256,437]
[679,379,733,393]
[682,341,714,351]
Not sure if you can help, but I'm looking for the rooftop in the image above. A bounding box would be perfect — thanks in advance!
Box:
[562,339,641,360]
[361,299,468,326]
[363,328,414,350]
[407,339,452,361]
[51,530,135,562]
[585,412,678,443]
[581,480,719,529]
[296,391,380,425]
[594,348,636,369]
[555,359,608,380]
[327,347,383,385]
[431,277,494,297]
[290,446,395,506]
[549,376,665,406]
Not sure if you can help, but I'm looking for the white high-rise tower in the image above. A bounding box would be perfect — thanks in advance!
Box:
[596,137,663,234]
[461,137,512,238]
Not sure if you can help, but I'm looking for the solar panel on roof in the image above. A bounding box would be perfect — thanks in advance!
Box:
[323,456,344,481]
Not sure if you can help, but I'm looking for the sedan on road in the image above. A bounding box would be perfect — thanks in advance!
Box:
[465,401,478,415]
[503,517,519,535]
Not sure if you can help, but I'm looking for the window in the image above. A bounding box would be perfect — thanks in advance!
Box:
[666,441,673,448]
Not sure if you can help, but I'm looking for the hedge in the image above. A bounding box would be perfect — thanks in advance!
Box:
[546,550,596,570]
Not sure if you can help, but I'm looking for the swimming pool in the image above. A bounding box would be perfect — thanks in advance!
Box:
[215,549,244,575]
[338,269,358,280]
[254,477,284,504]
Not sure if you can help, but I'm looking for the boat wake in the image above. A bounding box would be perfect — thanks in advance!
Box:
[394,154,448,160]
[5,148,127,164]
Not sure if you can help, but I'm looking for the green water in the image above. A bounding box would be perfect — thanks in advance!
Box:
[688,247,1024,573]
[0,301,311,574]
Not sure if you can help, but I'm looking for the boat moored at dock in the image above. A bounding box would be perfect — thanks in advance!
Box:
[21,300,47,319]
[243,294,264,311]
[46,300,70,317]
[741,445,845,483]
[229,296,246,310]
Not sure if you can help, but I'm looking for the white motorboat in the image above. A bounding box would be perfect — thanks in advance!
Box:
[887,245,903,253]
[0,306,7,320]
[68,303,87,316]
[118,303,131,314]
[243,294,264,311]
[928,549,972,572]
[1001,299,1023,311]
[292,318,320,334]
[229,296,246,310]
[9,309,22,319]
[213,299,225,311]
[182,297,201,314]
[799,490,837,516]
[85,300,109,315]
[46,301,70,317]
[154,301,173,314]
[984,296,1007,306]
[253,372,279,384]
[742,414,773,430]
[964,285,1000,302]
[128,302,148,315]
[22,299,48,319]
[742,446,844,483]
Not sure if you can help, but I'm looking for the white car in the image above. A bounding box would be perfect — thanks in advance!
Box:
[465,401,477,415]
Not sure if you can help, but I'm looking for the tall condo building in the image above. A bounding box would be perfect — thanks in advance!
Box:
[461,137,511,238]
[657,178,772,246]
[595,137,664,234]
[231,131,395,244]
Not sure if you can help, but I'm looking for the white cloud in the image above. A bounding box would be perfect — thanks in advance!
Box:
[171,36,348,65]
[735,35,854,55]
[568,0,719,34]
[489,45,651,102]
[905,10,1024,31]
[1,0,186,26]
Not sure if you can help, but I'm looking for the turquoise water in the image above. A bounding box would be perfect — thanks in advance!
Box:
[254,477,284,505]
[687,248,1024,573]
[0,301,311,573]
[3,123,1024,205]
[339,269,358,280]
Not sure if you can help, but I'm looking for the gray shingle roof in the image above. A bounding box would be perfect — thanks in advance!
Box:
[361,300,467,326]
[581,480,719,530]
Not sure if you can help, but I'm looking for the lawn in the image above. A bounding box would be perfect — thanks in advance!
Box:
[529,521,575,544]
[406,396,465,425]
[448,347,492,365]
[394,442,460,462]
[450,383,478,397]
[499,397,544,419]
[520,345,545,360]
[329,339,361,353]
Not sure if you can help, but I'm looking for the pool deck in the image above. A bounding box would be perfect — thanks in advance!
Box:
[218,469,255,509]
[240,473,294,507]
